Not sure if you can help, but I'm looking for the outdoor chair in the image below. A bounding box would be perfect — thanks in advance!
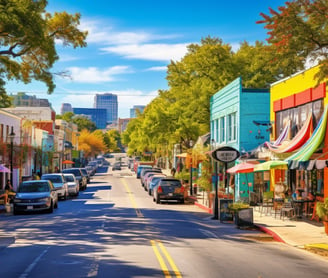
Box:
[280,201,295,220]
[260,191,274,216]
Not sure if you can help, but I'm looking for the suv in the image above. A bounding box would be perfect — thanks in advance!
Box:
[153,178,184,204]
[62,168,87,190]
[41,173,68,200]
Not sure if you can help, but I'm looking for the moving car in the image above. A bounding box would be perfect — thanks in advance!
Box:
[41,173,68,200]
[112,162,121,171]
[153,178,185,204]
[62,168,87,190]
[63,173,79,197]
[13,180,58,214]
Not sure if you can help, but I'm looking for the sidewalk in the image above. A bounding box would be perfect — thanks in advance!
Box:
[194,197,328,257]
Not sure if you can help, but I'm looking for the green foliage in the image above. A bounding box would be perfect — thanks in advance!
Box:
[316,198,328,220]
[175,170,190,181]
[257,0,328,85]
[228,202,250,212]
[73,115,97,132]
[0,0,87,96]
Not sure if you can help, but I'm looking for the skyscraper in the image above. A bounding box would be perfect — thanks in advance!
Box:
[61,103,73,115]
[130,105,145,118]
[94,93,118,124]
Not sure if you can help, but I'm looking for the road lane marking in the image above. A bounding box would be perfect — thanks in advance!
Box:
[19,247,49,278]
[121,178,143,217]
[151,240,182,278]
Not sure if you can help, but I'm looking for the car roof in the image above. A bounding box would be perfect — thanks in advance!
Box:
[22,180,50,184]
[41,173,63,176]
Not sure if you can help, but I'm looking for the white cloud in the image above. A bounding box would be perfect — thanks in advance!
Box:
[145,66,167,72]
[66,66,132,83]
[101,43,188,62]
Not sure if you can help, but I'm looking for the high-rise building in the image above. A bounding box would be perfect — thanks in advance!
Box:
[61,103,73,115]
[94,93,118,124]
[10,92,50,107]
[73,108,107,129]
[130,105,145,118]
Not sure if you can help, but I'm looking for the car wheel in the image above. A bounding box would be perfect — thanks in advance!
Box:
[54,200,58,209]
[13,206,19,215]
[148,189,151,196]
[156,197,160,204]
[48,201,54,213]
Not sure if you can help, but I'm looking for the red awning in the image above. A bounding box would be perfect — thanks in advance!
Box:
[267,114,313,154]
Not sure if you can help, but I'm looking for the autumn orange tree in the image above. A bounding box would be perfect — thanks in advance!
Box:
[78,129,106,158]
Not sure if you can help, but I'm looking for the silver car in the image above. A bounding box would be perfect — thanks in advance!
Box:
[63,173,79,197]
[41,173,69,200]
[13,180,58,214]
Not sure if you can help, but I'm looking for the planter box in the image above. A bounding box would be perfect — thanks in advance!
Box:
[234,208,253,227]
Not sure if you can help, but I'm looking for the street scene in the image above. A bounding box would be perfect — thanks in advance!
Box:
[1,158,328,278]
[2,1,328,277]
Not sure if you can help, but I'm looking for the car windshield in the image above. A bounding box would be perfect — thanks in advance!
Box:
[161,180,181,187]
[18,182,50,193]
[42,175,62,183]
[63,169,80,176]
[64,175,75,182]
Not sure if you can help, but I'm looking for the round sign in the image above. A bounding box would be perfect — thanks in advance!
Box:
[212,146,240,163]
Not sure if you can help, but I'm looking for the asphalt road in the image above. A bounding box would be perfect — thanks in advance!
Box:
[1,162,328,277]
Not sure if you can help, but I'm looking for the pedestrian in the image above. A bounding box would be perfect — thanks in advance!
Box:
[171,167,176,177]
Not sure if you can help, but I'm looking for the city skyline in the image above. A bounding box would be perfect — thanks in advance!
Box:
[4,0,286,118]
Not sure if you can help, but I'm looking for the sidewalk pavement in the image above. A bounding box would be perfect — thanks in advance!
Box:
[194,199,328,257]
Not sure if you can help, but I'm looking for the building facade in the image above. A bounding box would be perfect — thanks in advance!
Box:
[210,77,270,201]
[10,92,50,107]
[73,108,107,129]
[61,103,73,114]
[94,93,118,124]
[130,105,145,118]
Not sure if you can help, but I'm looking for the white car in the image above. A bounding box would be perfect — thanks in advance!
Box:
[41,173,69,200]
[63,173,79,197]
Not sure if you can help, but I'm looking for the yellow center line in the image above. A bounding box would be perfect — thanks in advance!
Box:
[121,178,143,217]
[151,240,182,278]
[157,241,182,278]
[150,240,171,278]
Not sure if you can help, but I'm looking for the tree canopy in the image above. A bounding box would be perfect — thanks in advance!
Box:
[0,0,87,102]
[257,0,328,84]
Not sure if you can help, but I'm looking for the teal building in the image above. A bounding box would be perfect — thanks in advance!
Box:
[210,77,270,201]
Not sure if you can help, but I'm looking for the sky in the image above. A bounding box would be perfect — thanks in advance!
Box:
[5,0,286,118]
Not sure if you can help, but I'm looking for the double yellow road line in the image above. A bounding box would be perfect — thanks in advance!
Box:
[121,178,182,277]
[151,240,182,278]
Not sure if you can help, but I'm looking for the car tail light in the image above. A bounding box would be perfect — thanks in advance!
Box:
[157,186,163,193]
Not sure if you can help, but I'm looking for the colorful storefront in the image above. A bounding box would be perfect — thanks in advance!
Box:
[269,65,328,199]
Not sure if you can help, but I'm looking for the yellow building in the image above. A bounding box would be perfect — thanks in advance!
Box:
[270,65,328,199]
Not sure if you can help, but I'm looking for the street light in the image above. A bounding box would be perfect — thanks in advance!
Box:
[211,139,219,220]
[8,127,15,185]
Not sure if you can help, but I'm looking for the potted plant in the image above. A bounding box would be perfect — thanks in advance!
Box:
[228,202,253,228]
[316,197,328,235]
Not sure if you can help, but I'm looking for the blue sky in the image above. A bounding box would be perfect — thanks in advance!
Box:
[5,0,286,118]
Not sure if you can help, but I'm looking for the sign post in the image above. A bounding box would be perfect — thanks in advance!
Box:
[211,146,240,220]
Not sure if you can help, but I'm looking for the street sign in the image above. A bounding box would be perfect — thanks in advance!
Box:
[212,146,240,163]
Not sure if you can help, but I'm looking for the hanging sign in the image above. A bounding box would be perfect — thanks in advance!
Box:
[212,146,240,163]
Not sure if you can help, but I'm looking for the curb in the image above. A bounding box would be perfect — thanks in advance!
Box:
[254,225,286,243]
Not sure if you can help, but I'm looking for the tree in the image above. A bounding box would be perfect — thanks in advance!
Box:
[257,0,328,84]
[56,112,97,132]
[0,0,87,102]
[78,129,106,158]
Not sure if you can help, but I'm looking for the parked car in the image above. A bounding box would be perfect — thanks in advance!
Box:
[80,168,91,183]
[63,173,79,197]
[41,173,68,200]
[112,162,121,171]
[136,165,152,179]
[85,165,96,176]
[13,180,58,214]
[87,161,98,172]
[147,174,166,195]
[140,168,162,186]
[153,178,185,204]
[62,168,87,190]
[143,172,165,192]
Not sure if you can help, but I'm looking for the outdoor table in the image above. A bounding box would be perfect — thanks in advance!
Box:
[292,200,305,219]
